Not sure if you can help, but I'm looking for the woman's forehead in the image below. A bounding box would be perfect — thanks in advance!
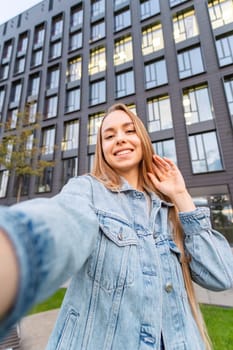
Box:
[101,110,133,131]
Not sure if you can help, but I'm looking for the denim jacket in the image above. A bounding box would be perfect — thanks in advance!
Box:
[0,175,233,350]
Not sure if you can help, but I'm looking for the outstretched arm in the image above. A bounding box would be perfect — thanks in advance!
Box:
[0,229,19,319]
[147,155,196,212]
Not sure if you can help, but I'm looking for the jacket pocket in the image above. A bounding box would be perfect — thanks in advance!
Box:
[87,210,138,291]
[56,309,80,350]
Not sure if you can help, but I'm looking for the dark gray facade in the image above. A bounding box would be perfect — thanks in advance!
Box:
[0,0,233,242]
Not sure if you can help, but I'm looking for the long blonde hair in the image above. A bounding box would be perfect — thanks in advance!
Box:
[91,103,212,350]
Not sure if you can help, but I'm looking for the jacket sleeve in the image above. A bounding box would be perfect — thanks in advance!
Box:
[179,207,233,291]
[0,175,98,339]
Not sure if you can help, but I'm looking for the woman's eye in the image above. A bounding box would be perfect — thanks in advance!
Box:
[126,129,135,133]
[105,134,113,139]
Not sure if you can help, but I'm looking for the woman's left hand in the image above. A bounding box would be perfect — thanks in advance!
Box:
[147,155,196,211]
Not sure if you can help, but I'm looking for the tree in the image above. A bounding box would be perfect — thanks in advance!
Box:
[0,106,55,203]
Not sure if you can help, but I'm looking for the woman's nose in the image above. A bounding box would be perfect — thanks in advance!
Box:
[115,132,126,144]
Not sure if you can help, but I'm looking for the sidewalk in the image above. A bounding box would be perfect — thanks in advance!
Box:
[19,285,233,350]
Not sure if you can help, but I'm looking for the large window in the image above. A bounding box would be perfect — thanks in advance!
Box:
[62,120,79,151]
[2,40,13,61]
[0,87,6,117]
[49,41,62,60]
[7,109,18,129]
[70,6,83,27]
[191,188,233,244]
[142,23,164,56]
[14,57,26,74]
[140,0,160,20]
[147,96,173,133]
[89,47,106,75]
[27,102,37,124]
[178,46,205,79]
[114,9,131,32]
[170,0,188,7]
[45,96,58,119]
[10,81,22,104]
[88,112,104,145]
[152,139,177,163]
[90,79,106,105]
[65,88,80,113]
[28,74,40,96]
[0,170,9,198]
[36,167,53,193]
[224,75,233,126]
[51,15,63,36]
[91,0,105,17]
[114,36,133,66]
[0,64,9,80]
[67,57,82,82]
[33,24,45,46]
[189,131,223,173]
[41,127,56,155]
[47,66,60,89]
[31,49,43,67]
[216,33,233,67]
[69,31,83,51]
[17,32,28,55]
[173,9,199,43]
[91,21,105,42]
[208,0,233,29]
[116,70,135,98]
[145,58,168,89]
[182,84,214,124]
[62,158,78,185]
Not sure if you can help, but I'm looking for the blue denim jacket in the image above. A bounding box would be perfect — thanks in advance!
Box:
[0,175,233,349]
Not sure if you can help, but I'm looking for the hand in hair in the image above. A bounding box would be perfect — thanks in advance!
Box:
[147,155,196,212]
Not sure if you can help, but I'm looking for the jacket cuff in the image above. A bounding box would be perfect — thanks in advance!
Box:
[179,207,212,235]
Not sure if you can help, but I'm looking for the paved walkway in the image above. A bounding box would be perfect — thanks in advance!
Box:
[18,285,233,350]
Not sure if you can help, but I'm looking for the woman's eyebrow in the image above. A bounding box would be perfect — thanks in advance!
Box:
[102,122,134,134]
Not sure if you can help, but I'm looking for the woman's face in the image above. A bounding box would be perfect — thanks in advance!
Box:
[101,110,143,180]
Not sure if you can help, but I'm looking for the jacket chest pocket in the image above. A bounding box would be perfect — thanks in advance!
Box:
[87,213,138,292]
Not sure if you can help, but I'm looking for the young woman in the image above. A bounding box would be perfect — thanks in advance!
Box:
[0,103,233,350]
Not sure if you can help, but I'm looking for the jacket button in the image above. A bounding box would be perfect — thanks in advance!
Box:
[165,282,173,293]
[118,232,123,240]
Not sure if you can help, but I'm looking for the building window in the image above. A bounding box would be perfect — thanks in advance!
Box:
[191,191,233,244]
[62,157,78,185]
[36,167,53,193]
[31,49,43,67]
[91,0,105,18]
[208,0,233,29]
[183,84,214,125]
[0,87,6,116]
[140,0,160,20]
[10,81,22,104]
[178,46,205,79]
[173,8,199,43]
[89,47,106,75]
[2,40,13,61]
[0,170,9,198]
[69,31,82,51]
[70,6,83,27]
[116,70,135,98]
[115,9,131,32]
[189,131,223,173]
[88,112,104,145]
[51,15,63,36]
[28,74,40,96]
[147,96,173,133]
[114,0,127,6]
[152,139,177,163]
[170,0,188,7]
[33,24,45,46]
[224,75,233,126]
[145,58,168,89]
[49,41,62,60]
[17,32,28,55]
[14,57,26,74]
[90,79,106,105]
[65,88,80,113]
[45,96,58,119]
[216,33,233,67]
[41,127,55,155]
[27,102,37,123]
[114,35,133,66]
[47,66,60,89]
[142,23,164,56]
[88,154,95,172]
[91,20,105,42]
[14,175,30,197]
[0,64,9,80]
[67,57,82,83]
[62,120,79,151]
[7,109,18,129]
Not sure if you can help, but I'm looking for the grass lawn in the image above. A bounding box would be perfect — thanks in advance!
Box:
[29,290,233,350]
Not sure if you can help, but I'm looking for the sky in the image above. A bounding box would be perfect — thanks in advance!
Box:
[0,0,43,25]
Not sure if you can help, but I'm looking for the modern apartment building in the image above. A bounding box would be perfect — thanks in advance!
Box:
[0,0,232,243]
